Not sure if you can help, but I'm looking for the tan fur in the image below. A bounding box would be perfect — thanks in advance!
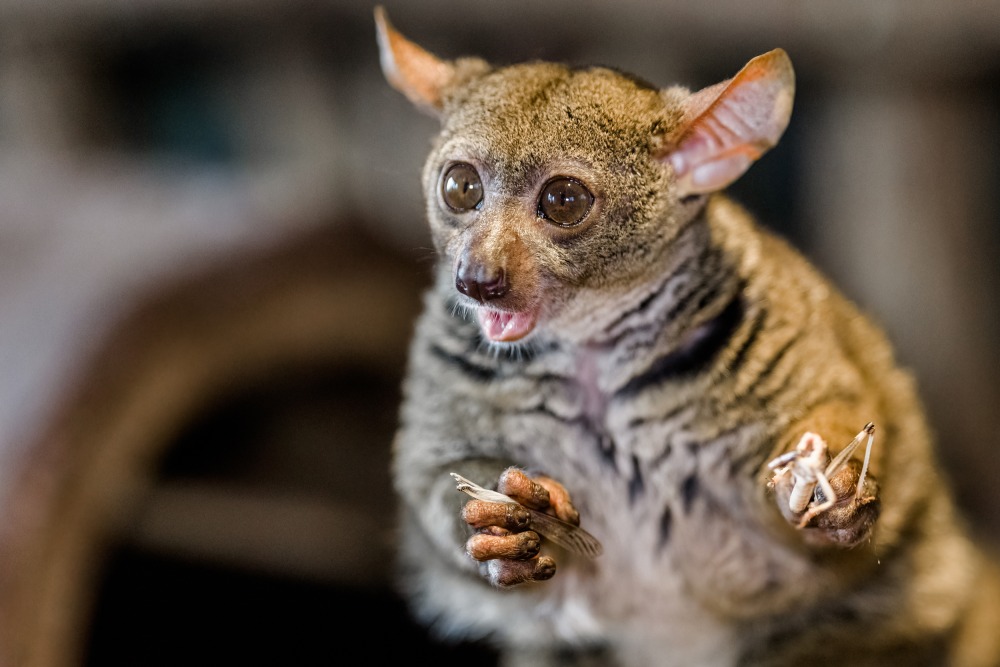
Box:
[377,9,1000,666]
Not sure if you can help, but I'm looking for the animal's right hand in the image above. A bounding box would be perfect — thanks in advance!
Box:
[461,467,579,587]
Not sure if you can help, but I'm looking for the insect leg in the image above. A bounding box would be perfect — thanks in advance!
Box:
[824,422,875,478]
[767,450,799,471]
[797,471,837,529]
[855,424,876,500]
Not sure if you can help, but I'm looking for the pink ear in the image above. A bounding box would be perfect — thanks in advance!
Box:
[375,6,456,115]
[665,49,795,198]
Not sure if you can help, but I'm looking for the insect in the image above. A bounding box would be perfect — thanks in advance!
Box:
[768,422,875,529]
[451,472,604,559]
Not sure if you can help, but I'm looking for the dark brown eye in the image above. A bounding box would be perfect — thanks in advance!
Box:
[538,177,593,227]
[442,163,483,211]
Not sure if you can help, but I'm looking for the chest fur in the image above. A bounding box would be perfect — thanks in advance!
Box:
[420,293,817,616]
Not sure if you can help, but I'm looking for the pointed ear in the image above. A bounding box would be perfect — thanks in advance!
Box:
[375,6,457,116]
[662,49,795,198]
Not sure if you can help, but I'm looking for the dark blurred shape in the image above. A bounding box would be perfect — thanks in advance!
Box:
[97,34,237,162]
[86,547,498,666]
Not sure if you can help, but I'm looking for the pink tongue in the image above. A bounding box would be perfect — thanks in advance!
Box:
[477,309,536,342]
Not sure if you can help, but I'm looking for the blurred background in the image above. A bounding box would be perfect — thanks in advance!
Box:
[0,1,998,665]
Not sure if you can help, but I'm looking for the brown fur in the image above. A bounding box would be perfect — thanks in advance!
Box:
[377,9,1000,666]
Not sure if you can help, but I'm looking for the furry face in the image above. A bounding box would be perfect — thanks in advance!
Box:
[420,64,689,344]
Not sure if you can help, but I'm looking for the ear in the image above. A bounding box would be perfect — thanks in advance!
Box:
[663,49,795,198]
[375,6,457,116]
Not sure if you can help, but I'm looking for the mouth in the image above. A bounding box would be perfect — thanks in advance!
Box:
[475,305,539,343]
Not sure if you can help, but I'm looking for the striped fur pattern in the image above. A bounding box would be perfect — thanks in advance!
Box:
[381,12,1000,666]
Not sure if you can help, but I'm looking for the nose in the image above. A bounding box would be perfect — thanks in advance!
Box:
[455,259,509,303]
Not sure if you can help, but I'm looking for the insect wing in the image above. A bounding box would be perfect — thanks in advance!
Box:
[528,508,604,559]
[450,472,517,504]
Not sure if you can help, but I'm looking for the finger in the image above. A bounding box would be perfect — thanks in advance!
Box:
[534,475,580,526]
[498,468,550,510]
[466,530,541,561]
[487,555,557,587]
[462,499,531,531]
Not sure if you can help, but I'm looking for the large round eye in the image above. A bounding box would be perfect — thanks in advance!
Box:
[441,163,483,212]
[538,177,594,227]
